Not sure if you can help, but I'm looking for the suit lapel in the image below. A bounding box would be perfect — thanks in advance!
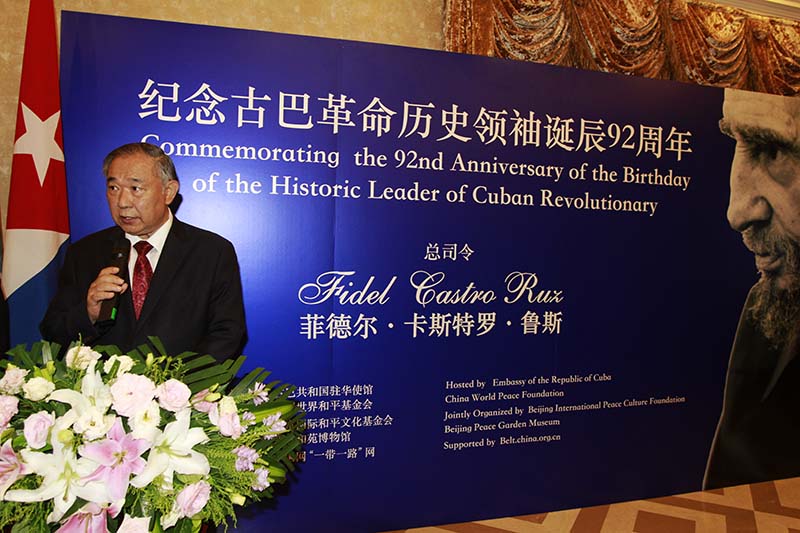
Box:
[133,219,190,333]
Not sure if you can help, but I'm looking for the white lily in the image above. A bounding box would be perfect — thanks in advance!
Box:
[78,360,114,411]
[129,399,161,442]
[4,413,108,523]
[130,408,209,490]
[48,360,115,440]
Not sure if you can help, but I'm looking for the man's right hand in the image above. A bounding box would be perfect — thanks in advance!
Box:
[87,266,128,323]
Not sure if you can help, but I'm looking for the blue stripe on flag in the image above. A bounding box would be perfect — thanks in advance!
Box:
[7,240,68,349]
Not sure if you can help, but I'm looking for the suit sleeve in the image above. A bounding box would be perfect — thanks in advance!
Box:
[39,244,101,349]
[194,239,247,361]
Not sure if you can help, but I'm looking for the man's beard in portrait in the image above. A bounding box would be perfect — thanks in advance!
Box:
[744,224,800,347]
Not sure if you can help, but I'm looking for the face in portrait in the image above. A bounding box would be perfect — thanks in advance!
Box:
[721,89,800,345]
[104,149,179,239]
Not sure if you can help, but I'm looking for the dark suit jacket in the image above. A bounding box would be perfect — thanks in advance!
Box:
[40,219,246,361]
[704,287,800,489]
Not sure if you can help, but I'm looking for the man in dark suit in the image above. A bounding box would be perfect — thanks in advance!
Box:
[704,89,800,488]
[40,142,246,361]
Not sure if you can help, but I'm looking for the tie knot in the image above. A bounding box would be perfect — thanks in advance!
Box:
[134,241,153,255]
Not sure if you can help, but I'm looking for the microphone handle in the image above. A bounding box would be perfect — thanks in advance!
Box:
[96,244,130,329]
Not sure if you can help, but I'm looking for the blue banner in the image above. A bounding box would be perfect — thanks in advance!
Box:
[60,12,749,532]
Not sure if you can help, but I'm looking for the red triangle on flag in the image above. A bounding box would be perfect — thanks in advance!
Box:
[6,0,69,235]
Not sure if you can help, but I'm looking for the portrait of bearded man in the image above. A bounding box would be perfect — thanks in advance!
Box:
[705,88,800,489]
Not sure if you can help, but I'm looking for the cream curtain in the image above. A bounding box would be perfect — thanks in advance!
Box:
[445,0,800,94]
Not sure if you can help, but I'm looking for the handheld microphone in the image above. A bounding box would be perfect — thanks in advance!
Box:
[96,239,131,329]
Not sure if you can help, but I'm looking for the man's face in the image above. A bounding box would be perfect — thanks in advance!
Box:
[723,89,800,287]
[722,89,800,342]
[106,152,178,239]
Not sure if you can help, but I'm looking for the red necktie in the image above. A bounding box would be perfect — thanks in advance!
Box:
[132,241,153,319]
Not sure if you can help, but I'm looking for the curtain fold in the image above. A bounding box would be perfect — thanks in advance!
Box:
[445,0,800,95]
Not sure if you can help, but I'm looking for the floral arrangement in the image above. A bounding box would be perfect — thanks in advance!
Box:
[0,338,304,532]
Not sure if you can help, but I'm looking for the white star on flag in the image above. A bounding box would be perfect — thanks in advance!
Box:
[13,102,64,186]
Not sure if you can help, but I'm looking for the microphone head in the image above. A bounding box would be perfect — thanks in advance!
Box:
[110,239,131,269]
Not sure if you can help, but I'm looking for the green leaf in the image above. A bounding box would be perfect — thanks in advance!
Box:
[186,376,227,394]
[8,343,36,370]
[173,519,196,533]
[226,355,246,379]
[180,355,218,372]
[147,336,168,357]
[137,342,157,357]
[268,383,295,401]
[261,434,303,472]
[95,344,124,357]
[40,343,53,365]
[182,366,232,384]
[253,401,296,419]
[268,464,287,479]
[229,368,271,396]
[126,346,144,359]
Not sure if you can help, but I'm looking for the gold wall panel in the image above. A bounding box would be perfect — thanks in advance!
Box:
[0,0,444,230]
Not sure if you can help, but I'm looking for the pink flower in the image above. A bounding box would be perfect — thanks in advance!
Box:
[0,365,29,395]
[65,346,101,370]
[23,411,55,449]
[0,440,27,497]
[249,382,270,405]
[208,396,242,438]
[241,411,256,425]
[190,388,216,414]
[110,373,156,417]
[176,480,211,517]
[0,395,19,430]
[118,515,150,533]
[210,408,242,438]
[55,502,116,533]
[156,379,191,412]
[80,418,150,501]
[263,413,287,440]
[232,445,259,471]
[252,467,270,491]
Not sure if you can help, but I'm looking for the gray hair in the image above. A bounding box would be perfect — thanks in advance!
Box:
[102,142,179,185]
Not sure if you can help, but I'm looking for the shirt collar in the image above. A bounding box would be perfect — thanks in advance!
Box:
[125,210,173,253]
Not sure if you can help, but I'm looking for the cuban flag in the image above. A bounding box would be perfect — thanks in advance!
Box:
[2,0,70,348]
